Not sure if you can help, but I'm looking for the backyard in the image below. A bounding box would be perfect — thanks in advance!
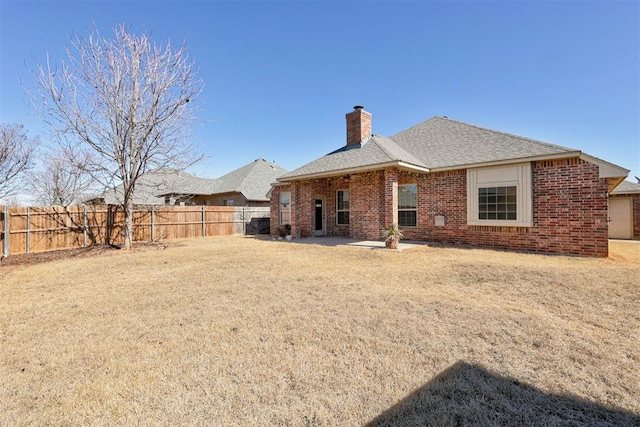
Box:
[1,236,639,426]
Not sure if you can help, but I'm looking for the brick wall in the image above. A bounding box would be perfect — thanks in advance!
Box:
[270,185,292,237]
[400,158,608,256]
[398,169,467,242]
[271,157,610,256]
[526,158,608,256]
[350,171,386,239]
[327,177,351,237]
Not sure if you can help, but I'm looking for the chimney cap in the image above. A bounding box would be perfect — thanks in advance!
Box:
[353,105,364,111]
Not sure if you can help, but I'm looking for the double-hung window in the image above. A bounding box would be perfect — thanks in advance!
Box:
[398,184,417,227]
[337,190,350,225]
[279,191,291,225]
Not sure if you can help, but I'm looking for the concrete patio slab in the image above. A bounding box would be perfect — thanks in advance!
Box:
[273,236,429,251]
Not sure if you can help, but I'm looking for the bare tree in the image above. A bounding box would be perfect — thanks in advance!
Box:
[32,24,203,248]
[0,123,37,202]
[28,150,94,206]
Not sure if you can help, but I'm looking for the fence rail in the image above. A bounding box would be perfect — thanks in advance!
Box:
[0,205,270,257]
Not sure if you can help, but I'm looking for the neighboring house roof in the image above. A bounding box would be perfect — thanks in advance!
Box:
[209,158,289,201]
[88,168,218,205]
[278,116,628,185]
[611,180,640,194]
[89,159,289,205]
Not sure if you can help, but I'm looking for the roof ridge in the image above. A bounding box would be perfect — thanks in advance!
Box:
[370,135,398,161]
[372,135,428,167]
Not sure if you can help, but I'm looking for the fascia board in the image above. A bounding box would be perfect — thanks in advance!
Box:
[276,161,430,183]
[427,151,583,173]
[578,153,630,178]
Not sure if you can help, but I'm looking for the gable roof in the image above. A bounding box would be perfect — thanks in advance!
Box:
[278,135,428,181]
[278,115,628,182]
[611,180,640,194]
[210,158,289,201]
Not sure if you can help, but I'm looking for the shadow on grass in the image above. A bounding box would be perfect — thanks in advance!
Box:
[366,362,639,426]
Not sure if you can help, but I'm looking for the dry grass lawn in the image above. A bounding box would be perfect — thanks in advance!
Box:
[1,237,639,426]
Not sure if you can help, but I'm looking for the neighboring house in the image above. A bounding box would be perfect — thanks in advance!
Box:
[85,168,218,206]
[87,159,288,207]
[271,106,629,257]
[609,180,640,240]
[173,158,289,207]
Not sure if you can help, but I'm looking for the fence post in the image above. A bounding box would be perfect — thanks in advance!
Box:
[83,205,88,247]
[26,206,30,254]
[3,205,9,257]
[151,206,155,242]
[106,205,112,245]
[202,205,206,237]
[242,207,246,235]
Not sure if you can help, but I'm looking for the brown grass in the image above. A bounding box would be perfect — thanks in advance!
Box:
[1,237,639,426]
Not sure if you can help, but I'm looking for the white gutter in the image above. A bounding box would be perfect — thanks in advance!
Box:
[427,151,583,172]
[276,161,430,183]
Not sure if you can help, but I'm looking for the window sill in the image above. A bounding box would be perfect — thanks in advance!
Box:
[468,220,532,227]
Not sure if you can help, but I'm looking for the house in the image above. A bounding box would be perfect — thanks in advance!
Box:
[609,180,640,240]
[271,106,629,257]
[87,159,288,207]
[85,168,218,206]
[174,158,289,207]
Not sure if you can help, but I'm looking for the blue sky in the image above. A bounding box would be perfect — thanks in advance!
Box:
[1,0,639,183]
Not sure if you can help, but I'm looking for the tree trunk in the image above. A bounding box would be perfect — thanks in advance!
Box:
[123,197,134,249]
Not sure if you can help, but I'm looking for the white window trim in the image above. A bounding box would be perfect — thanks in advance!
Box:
[336,189,349,226]
[398,183,418,227]
[467,163,532,227]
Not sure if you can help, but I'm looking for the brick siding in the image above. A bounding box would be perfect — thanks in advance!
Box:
[271,157,610,256]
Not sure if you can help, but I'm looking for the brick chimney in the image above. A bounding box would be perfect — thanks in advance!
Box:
[346,105,372,146]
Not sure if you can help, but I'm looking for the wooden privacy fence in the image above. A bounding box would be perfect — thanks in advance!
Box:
[0,205,270,257]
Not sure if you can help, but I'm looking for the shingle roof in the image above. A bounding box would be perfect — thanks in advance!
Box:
[89,159,289,205]
[278,135,428,180]
[278,116,580,181]
[391,117,577,169]
[611,180,640,194]
[210,158,289,201]
[95,169,218,205]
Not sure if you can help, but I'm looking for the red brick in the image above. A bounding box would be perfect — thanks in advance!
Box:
[271,157,610,257]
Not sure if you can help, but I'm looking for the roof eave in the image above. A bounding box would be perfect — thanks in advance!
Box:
[611,189,640,195]
[578,153,629,179]
[276,161,430,183]
[427,151,584,172]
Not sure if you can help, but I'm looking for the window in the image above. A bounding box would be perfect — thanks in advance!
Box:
[467,163,532,226]
[398,184,417,227]
[337,190,349,225]
[478,186,517,220]
[279,191,291,224]
[223,199,234,206]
